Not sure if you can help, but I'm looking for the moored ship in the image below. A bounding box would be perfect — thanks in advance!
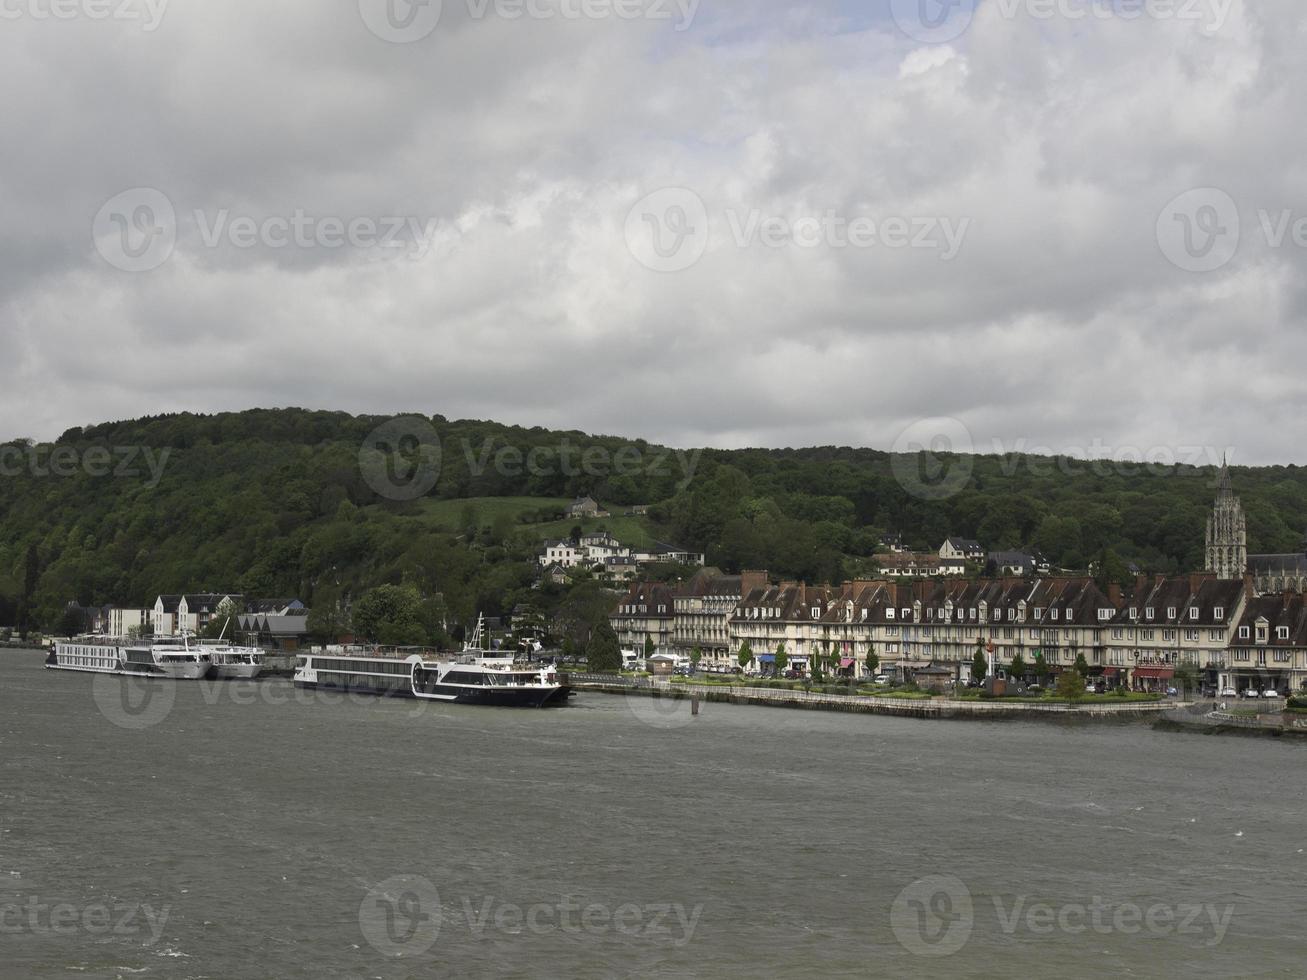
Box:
[203,643,265,680]
[47,637,210,680]
[294,617,570,707]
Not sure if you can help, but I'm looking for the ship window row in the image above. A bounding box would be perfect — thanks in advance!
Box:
[316,658,411,675]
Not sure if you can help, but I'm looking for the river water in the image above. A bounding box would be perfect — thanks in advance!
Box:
[2,650,1304,978]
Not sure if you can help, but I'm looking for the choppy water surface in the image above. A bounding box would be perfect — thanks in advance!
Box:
[2,651,1305,979]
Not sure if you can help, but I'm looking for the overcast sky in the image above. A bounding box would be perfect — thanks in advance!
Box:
[2,0,1303,465]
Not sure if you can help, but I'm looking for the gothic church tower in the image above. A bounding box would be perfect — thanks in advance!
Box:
[1206,462,1247,579]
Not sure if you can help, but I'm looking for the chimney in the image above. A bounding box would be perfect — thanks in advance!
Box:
[1108,583,1122,605]
[741,569,769,597]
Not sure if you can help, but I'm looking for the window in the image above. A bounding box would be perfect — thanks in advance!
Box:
[1035,608,1044,621]
[886,608,896,620]
[1163,630,1176,642]
[1051,609,1059,621]
[1129,607,1138,620]
[1214,607,1225,620]
[1185,629,1198,642]
[1098,608,1111,621]
[1277,626,1289,640]
[1189,608,1199,620]
[1239,626,1250,639]
[1145,608,1154,620]
[1112,628,1124,639]
[1167,607,1177,620]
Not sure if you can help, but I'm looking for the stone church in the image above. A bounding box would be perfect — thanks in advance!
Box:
[1205,464,1307,592]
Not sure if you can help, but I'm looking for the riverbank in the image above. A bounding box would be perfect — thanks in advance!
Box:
[1153,707,1307,739]
[562,674,1184,721]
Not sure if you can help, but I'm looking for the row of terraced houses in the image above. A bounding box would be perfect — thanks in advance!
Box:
[610,570,1307,694]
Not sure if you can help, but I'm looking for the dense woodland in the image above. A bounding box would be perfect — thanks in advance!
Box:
[3,408,1306,641]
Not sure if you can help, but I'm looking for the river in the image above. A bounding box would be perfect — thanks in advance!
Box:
[2,651,1304,978]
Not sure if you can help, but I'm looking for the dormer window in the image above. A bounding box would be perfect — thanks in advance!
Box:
[1129,608,1138,620]
[1145,608,1154,620]
[1167,607,1177,620]
[1189,608,1199,620]
[1098,608,1111,621]
[811,608,820,619]
[1214,607,1224,620]
[1239,626,1249,639]
[1051,609,1059,621]
[1278,626,1290,640]
[1035,608,1044,621]
[887,608,896,620]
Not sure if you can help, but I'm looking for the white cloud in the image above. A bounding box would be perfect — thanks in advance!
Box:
[1,0,1305,465]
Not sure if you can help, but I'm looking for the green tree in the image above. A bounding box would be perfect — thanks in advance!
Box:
[57,606,86,638]
[586,620,622,673]
[690,646,702,668]
[1073,653,1090,679]
[1055,669,1085,702]
[1174,662,1200,697]
[352,584,424,644]
[972,645,988,684]
[774,642,789,676]
[865,642,880,678]
[1033,651,1051,684]
[737,641,754,670]
[644,635,656,660]
[307,591,350,647]
[1008,652,1027,682]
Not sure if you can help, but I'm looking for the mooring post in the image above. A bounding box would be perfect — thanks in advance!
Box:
[691,692,700,716]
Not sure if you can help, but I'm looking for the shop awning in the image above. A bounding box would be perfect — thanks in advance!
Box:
[839,658,855,668]
[1133,667,1174,679]
[757,654,775,663]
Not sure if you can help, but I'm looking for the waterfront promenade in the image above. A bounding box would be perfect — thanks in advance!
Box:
[562,674,1189,720]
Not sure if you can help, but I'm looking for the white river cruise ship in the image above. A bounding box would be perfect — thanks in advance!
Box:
[46,637,210,680]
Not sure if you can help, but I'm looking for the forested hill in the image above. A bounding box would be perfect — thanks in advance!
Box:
[2,407,1305,631]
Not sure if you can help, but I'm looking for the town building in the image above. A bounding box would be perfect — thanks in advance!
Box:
[567,496,610,519]
[876,553,967,578]
[610,582,675,657]
[939,538,985,562]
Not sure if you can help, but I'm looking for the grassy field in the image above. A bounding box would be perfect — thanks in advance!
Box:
[416,497,670,549]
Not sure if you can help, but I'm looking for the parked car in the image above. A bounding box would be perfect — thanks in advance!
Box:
[1219,687,1238,698]
[873,675,891,685]
[1026,684,1043,693]
[1263,689,1282,699]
